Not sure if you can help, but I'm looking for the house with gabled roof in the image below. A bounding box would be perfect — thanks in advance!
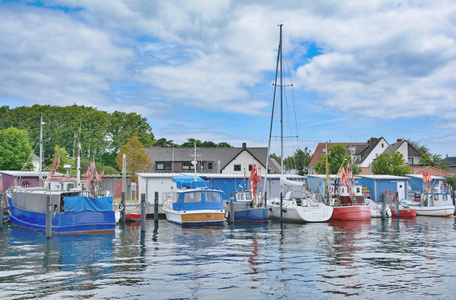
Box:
[354,137,389,168]
[143,143,281,176]
[384,139,421,165]
[308,137,388,174]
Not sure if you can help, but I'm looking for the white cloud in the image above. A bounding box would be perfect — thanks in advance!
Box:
[2,0,456,153]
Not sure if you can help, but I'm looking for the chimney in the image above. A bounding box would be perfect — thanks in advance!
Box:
[242,143,246,149]
[397,139,402,142]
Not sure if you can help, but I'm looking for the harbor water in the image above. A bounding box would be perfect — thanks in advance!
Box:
[1,217,456,299]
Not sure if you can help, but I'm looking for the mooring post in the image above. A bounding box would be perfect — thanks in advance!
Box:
[141,193,146,232]
[121,192,126,224]
[453,190,456,216]
[280,192,283,222]
[381,193,386,219]
[45,195,52,238]
[230,198,234,223]
[395,191,400,218]
[154,192,159,221]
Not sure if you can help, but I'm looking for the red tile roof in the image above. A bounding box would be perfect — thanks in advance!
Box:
[411,166,453,177]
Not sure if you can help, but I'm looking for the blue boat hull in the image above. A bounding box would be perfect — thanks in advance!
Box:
[227,207,269,223]
[8,197,116,234]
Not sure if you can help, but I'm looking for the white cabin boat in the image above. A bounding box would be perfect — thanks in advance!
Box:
[162,176,225,226]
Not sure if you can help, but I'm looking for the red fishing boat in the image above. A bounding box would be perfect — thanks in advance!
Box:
[385,191,417,218]
[329,163,371,221]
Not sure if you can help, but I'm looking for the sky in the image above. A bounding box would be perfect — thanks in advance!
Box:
[1,0,456,158]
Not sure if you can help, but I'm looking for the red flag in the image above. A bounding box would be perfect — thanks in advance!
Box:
[83,161,95,189]
[48,154,60,178]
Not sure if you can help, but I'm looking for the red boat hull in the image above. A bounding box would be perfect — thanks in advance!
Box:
[391,209,417,218]
[125,212,142,222]
[331,206,371,221]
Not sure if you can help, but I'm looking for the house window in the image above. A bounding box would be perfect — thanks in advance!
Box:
[201,162,205,170]
[408,158,413,165]
[182,162,195,170]
[208,162,213,169]
[382,143,384,148]
[249,164,253,171]
[234,164,241,171]
[156,162,172,170]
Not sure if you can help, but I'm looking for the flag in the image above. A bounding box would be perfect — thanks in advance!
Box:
[83,161,95,189]
[48,153,60,178]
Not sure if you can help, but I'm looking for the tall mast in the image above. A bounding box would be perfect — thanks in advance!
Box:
[279,24,284,176]
[279,24,284,221]
[262,24,282,202]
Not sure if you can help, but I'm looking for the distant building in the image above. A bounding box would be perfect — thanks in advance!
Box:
[308,137,389,174]
[444,155,456,175]
[309,137,425,175]
[384,139,421,166]
[143,143,281,176]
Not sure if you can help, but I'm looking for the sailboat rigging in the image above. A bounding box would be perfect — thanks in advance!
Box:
[265,24,333,223]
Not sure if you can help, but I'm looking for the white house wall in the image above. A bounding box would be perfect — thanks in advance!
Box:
[359,138,389,167]
[222,151,266,176]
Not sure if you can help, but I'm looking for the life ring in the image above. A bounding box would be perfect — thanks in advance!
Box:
[118,203,124,211]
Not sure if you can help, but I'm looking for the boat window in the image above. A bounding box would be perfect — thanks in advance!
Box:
[183,192,202,202]
[205,192,221,202]
[237,193,245,201]
[357,187,361,194]
[245,193,252,201]
[443,195,447,201]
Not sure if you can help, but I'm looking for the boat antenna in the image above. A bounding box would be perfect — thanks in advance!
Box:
[77,118,82,188]
[38,113,50,187]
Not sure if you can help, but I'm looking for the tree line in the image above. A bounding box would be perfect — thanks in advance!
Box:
[0,105,232,173]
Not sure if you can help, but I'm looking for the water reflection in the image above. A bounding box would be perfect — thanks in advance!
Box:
[2,217,456,299]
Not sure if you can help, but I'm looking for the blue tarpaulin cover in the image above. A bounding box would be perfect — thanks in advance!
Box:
[64,196,113,212]
[172,175,209,189]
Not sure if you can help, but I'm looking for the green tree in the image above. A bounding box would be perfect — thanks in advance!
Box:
[115,136,152,182]
[372,151,412,176]
[446,176,456,190]
[154,138,177,147]
[217,142,232,147]
[0,127,33,170]
[407,139,449,171]
[283,147,312,175]
[0,105,156,169]
[180,138,203,147]
[315,144,355,175]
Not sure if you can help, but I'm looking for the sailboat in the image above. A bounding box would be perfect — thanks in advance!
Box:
[7,115,116,233]
[225,164,269,223]
[265,24,333,223]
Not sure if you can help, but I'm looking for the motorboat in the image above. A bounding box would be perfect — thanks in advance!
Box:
[162,175,225,226]
[225,190,268,223]
[329,183,371,221]
[7,183,116,233]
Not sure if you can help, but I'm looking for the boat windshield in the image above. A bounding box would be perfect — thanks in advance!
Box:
[205,191,221,202]
[183,192,202,202]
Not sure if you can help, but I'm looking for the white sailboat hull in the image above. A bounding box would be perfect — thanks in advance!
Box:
[267,198,333,223]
